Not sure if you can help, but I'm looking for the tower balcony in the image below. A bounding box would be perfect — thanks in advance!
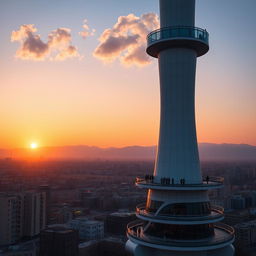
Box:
[135,176,224,191]
[127,220,235,252]
[146,26,209,58]
[136,203,224,224]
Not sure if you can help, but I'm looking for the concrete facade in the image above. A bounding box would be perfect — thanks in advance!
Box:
[23,191,46,237]
[0,194,24,246]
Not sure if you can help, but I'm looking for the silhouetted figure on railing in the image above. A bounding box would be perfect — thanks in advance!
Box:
[206,175,209,184]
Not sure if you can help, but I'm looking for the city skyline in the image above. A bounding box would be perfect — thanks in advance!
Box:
[1,0,256,150]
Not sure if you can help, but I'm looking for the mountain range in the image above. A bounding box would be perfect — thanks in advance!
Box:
[1,143,256,161]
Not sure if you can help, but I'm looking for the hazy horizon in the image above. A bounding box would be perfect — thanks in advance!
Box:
[1,142,256,161]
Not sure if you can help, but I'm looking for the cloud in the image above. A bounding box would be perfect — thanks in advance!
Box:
[48,28,72,48]
[79,19,95,39]
[11,25,80,61]
[55,45,79,61]
[93,13,159,67]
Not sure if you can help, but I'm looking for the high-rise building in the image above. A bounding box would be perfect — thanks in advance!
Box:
[0,191,46,246]
[234,220,256,249]
[39,185,51,225]
[40,225,79,256]
[0,194,24,246]
[126,1,235,255]
[231,195,246,210]
[56,205,73,224]
[23,191,46,237]
[106,212,136,236]
[68,217,104,240]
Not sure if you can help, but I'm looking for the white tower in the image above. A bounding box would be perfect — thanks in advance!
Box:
[126,1,235,256]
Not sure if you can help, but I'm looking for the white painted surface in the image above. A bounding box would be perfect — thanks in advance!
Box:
[147,190,208,203]
[154,47,201,184]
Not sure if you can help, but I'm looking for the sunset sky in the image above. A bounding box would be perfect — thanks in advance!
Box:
[0,0,255,149]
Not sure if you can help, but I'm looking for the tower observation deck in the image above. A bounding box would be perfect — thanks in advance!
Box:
[126,1,235,256]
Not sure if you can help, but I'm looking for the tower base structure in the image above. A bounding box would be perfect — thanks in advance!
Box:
[126,241,235,256]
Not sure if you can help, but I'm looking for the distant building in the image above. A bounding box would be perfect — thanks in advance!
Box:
[211,197,231,210]
[0,194,24,246]
[106,212,136,236]
[40,225,78,256]
[0,240,38,256]
[234,220,256,248]
[68,217,104,240]
[0,191,46,245]
[39,185,51,225]
[79,190,93,207]
[56,205,73,224]
[23,191,46,237]
[231,195,246,210]
[98,237,125,256]
[224,209,252,226]
[78,240,99,256]
[79,237,125,256]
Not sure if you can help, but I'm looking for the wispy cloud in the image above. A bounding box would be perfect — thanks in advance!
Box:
[93,13,159,67]
[11,24,80,61]
[79,19,95,39]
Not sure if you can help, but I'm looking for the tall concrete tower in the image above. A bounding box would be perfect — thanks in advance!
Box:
[126,1,235,256]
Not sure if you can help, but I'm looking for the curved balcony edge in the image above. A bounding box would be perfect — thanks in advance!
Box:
[146,26,209,58]
[135,204,224,225]
[135,176,224,191]
[127,221,235,252]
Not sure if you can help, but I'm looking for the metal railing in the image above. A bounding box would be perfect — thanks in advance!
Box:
[203,176,224,183]
[136,204,224,220]
[147,26,209,45]
[136,176,224,187]
[127,220,234,248]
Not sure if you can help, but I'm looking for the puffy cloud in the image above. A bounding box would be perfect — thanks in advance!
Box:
[11,24,37,41]
[11,25,79,61]
[79,19,95,39]
[55,45,79,61]
[93,13,159,67]
[48,28,72,47]
[94,34,139,61]
[11,24,49,60]
[121,45,151,67]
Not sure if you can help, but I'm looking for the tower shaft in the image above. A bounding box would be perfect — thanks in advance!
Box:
[126,1,235,255]
[155,0,200,184]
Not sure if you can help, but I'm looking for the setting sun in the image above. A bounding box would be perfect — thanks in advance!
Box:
[30,142,38,149]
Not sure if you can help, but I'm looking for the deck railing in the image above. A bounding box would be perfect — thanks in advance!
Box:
[147,26,209,46]
[127,220,234,247]
[136,176,224,187]
[136,203,224,220]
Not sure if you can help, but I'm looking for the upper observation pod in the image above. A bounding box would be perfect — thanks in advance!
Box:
[147,26,209,58]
